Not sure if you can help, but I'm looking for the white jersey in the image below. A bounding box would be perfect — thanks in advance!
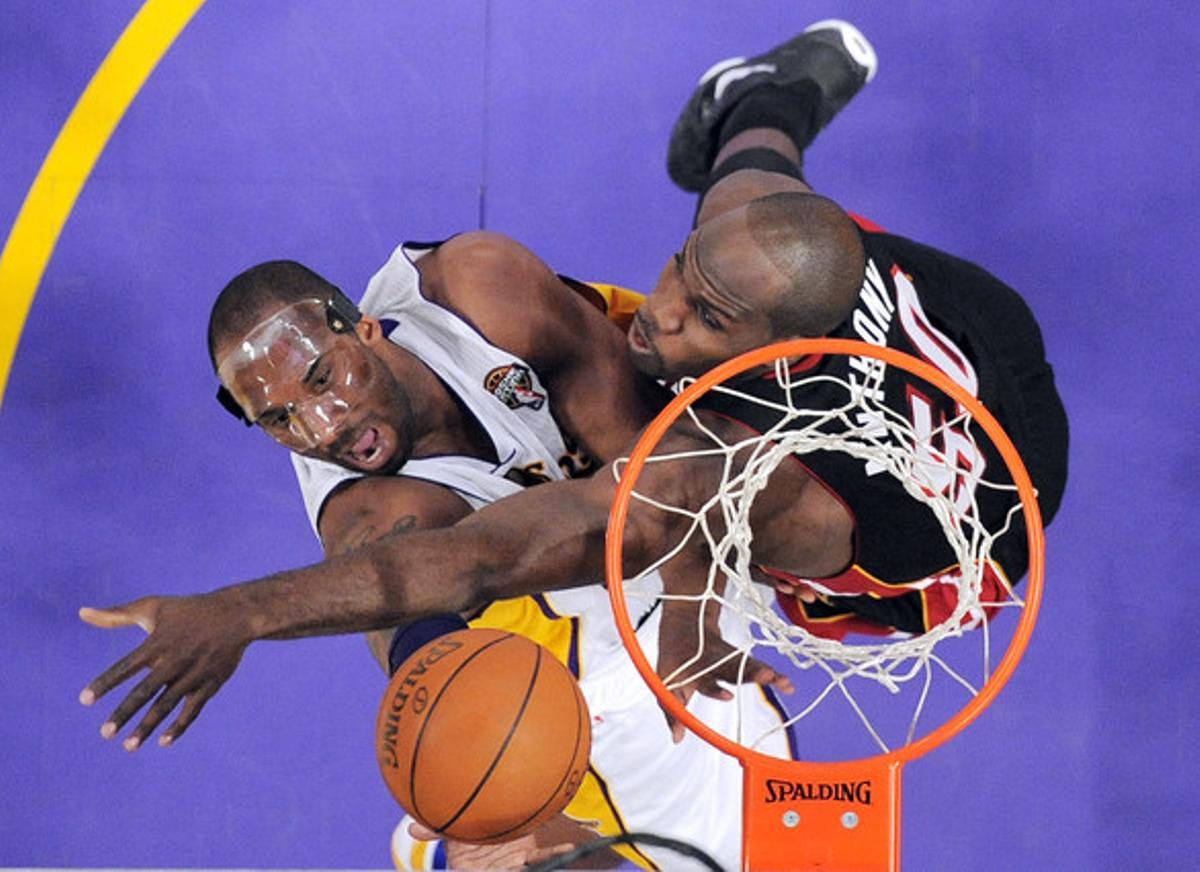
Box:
[293,242,572,526]
[292,242,787,871]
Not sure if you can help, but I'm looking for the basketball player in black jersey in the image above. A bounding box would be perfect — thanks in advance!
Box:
[80,21,1067,752]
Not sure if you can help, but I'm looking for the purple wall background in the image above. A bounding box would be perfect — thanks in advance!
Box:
[2,2,1197,869]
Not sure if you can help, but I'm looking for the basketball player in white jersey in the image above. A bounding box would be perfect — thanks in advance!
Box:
[201,232,792,871]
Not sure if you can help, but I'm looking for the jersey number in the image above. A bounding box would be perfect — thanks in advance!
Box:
[894,267,986,513]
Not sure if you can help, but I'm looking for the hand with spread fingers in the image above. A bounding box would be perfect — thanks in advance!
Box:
[79,594,253,750]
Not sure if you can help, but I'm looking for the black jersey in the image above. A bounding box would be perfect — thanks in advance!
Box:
[700,231,1068,634]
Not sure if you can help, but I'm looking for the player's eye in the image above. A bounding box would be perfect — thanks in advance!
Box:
[697,301,723,331]
[259,408,290,429]
[673,250,684,273]
[305,354,334,391]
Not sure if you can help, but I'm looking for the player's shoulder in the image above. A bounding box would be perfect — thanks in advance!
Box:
[425,231,556,309]
[425,231,605,363]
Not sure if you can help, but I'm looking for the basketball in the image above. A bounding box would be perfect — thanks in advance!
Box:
[375,628,591,844]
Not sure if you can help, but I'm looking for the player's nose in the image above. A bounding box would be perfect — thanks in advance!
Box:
[297,398,349,447]
[647,289,686,335]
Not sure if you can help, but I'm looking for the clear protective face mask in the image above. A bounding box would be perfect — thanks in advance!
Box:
[215,295,369,449]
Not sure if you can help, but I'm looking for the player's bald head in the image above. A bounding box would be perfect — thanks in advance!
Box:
[742,191,865,337]
[635,193,867,383]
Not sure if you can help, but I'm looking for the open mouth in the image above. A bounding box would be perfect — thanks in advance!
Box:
[348,426,384,467]
[628,314,665,377]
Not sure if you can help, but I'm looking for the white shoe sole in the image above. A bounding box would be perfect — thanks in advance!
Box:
[803,18,879,82]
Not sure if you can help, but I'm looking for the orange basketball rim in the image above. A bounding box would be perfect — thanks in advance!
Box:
[605,338,1045,871]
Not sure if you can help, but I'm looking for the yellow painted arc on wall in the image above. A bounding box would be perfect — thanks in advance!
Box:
[0,0,206,411]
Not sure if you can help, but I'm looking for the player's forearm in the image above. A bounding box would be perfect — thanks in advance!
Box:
[401,473,617,609]
[212,474,616,642]
[212,548,423,641]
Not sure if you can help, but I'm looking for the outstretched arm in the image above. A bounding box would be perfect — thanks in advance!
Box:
[79,466,636,749]
[79,414,829,749]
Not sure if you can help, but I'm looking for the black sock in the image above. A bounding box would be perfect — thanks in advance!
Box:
[698,147,807,196]
[715,81,824,155]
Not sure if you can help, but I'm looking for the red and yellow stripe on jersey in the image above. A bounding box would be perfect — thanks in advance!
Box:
[764,560,1013,641]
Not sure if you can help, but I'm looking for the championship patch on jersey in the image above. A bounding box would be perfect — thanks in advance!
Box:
[484,363,546,410]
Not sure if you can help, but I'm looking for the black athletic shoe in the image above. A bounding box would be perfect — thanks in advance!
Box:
[666,19,878,192]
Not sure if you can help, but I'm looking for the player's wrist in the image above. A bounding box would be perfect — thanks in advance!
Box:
[203,584,275,642]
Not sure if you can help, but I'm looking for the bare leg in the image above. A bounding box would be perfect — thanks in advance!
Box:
[696,129,812,225]
[714,128,801,169]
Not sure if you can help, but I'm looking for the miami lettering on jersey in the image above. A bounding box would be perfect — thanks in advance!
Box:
[846,257,986,512]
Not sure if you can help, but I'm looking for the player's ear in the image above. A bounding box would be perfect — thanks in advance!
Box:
[355,315,385,347]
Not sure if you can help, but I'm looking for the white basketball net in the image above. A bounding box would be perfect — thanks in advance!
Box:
[615,356,1032,757]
